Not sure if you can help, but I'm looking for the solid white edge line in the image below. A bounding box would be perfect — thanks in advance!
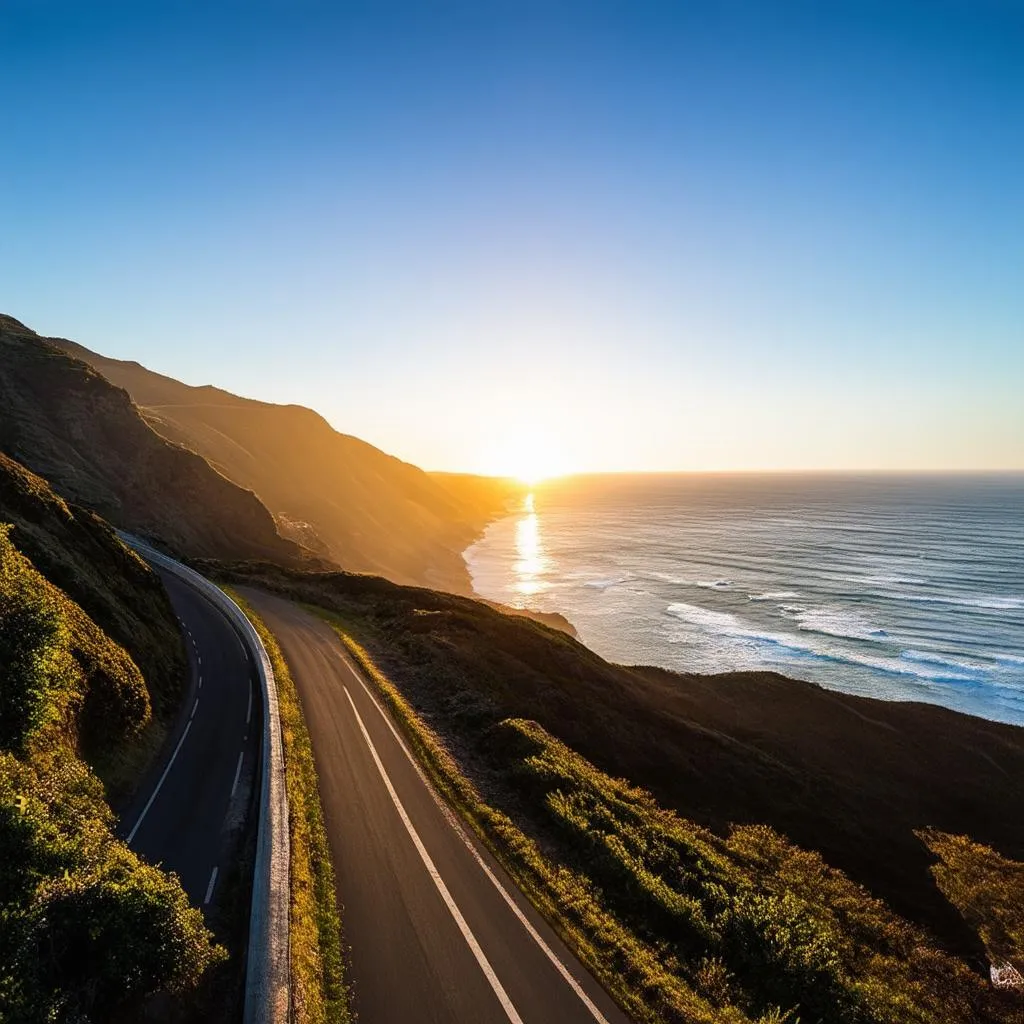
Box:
[246,683,253,725]
[342,651,614,1024]
[204,866,219,905]
[126,720,193,843]
[190,697,199,720]
[342,685,525,1024]
[231,750,245,798]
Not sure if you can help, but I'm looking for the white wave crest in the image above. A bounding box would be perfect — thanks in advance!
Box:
[793,607,885,642]
[664,602,983,685]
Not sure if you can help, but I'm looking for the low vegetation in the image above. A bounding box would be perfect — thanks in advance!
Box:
[227,590,350,1024]
[0,451,187,800]
[0,528,223,1022]
[921,830,1024,982]
[211,562,1024,1023]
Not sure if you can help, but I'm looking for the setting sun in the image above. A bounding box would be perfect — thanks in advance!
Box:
[477,430,571,485]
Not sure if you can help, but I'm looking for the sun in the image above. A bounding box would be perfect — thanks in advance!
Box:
[478,430,570,484]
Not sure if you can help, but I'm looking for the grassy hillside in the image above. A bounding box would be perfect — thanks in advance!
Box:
[0,451,187,798]
[0,315,310,566]
[0,519,222,1021]
[49,331,523,591]
[211,562,1024,1001]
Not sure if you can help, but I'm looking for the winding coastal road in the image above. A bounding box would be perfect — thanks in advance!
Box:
[242,589,633,1024]
[119,569,260,907]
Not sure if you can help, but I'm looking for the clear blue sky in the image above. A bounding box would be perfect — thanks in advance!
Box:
[2,1,1022,474]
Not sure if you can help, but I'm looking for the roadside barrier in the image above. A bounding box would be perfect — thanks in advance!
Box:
[122,535,291,1024]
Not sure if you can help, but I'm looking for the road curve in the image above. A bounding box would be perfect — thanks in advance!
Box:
[242,588,633,1024]
[119,569,260,907]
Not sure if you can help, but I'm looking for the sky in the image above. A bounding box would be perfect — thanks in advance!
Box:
[2,1,1023,477]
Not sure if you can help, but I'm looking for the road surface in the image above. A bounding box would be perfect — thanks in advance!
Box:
[243,589,633,1024]
[120,569,260,907]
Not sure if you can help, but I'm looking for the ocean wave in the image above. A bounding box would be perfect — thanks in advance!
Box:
[994,652,1024,666]
[792,607,886,642]
[647,571,734,589]
[887,592,1024,611]
[664,601,982,685]
[840,573,929,586]
[584,577,631,590]
[900,650,992,675]
[748,590,800,601]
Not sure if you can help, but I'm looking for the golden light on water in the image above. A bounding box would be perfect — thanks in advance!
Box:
[513,492,548,597]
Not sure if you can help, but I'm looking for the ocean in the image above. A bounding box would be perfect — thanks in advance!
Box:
[465,474,1024,725]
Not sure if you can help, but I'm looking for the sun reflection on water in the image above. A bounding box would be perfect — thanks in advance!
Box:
[513,492,548,598]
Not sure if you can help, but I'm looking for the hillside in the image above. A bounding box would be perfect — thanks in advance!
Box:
[0,456,222,1021]
[0,316,309,566]
[213,561,1024,980]
[0,452,186,742]
[50,332,522,592]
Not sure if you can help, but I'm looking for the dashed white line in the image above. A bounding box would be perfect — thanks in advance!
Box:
[198,674,203,690]
[230,751,244,798]
[126,721,193,843]
[343,685,525,1024]
[341,650,613,1024]
[204,866,219,905]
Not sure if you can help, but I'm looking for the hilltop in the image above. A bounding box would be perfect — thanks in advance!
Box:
[50,331,522,592]
[0,315,311,566]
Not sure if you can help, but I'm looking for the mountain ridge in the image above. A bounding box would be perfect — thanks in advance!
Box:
[47,326,522,591]
[0,316,314,567]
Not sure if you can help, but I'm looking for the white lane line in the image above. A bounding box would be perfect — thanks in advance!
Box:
[198,674,203,690]
[343,686,525,1024]
[246,683,252,725]
[190,698,199,720]
[204,866,219,905]
[198,654,202,667]
[342,652,613,1024]
[230,751,244,798]
[126,721,193,843]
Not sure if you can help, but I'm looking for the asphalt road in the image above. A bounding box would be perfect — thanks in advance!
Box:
[243,589,633,1024]
[120,569,260,907]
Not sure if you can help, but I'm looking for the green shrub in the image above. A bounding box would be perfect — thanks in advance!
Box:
[0,528,223,1022]
[0,529,73,752]
[921,829,1024,975]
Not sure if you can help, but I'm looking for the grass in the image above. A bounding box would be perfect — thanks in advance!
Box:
[227,590,351,1024]
[920,830,1024,983]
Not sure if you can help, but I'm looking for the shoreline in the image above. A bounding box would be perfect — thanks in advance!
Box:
[458,508,1024,730]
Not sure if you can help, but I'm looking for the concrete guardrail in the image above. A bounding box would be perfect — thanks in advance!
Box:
[122,535,291,1024]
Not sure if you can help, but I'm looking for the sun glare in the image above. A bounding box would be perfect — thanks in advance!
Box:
[478,431,570,484]
[513,496,548,598]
